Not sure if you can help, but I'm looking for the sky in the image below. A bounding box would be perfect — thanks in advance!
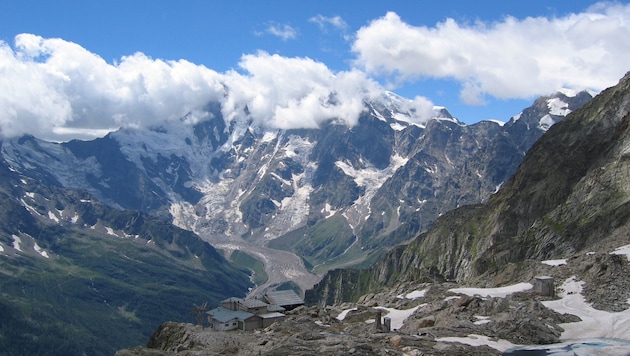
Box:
[1,0,629,141]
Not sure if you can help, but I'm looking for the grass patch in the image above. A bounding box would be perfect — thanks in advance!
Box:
[266,225,307,251]
[230,250,269,286]
[295,215,356,266]
[0,224,251,355]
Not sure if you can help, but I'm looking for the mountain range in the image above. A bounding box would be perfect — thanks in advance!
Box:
[0,79,596,354]
[117,73,630,355]
[1,88,591,293]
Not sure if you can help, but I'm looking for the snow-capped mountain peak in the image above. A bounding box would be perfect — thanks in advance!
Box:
[0,89,592,293]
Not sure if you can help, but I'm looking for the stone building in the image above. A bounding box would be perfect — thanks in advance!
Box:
[533,276,555,297]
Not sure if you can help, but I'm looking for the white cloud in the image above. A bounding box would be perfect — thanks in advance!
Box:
[352,3,630,104]
[0,34,227,141]
[402,96,436,125]
[258,23,298,41]
[0,34,395,141]
[309,15,348,31]
[223,51,382,129]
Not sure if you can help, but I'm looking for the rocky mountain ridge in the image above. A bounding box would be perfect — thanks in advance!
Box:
[0,90,592,294]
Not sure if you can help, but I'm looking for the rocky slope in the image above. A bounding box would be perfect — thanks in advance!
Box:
[307,72,630,306]
[116,247,630,355]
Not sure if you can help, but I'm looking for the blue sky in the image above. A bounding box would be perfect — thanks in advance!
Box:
[1,0,629,141]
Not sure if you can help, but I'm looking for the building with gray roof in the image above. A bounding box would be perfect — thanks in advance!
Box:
[263,290,304,310]
[206,307,260,331]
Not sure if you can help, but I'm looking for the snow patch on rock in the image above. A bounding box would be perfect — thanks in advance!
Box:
[547,97,571,116]
[537,114,555,132]
[541,259,567,266]
[11,235,22,251]
[611,243,630,261]
[437,334,519,353]
[448,282,533,298]
[34,243,50,258]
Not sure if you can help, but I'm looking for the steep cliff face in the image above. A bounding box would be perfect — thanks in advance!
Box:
[307,73,630,305]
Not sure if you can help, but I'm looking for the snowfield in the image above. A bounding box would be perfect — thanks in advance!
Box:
[447,282,533,298]
[436,334,519,353]
[438,246,630,355]
[437,277,630,354]
[337,273,630,354]
[542,276,630,341]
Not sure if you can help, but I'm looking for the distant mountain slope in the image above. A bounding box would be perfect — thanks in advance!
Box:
[0,90,591,293]
[0,154,252,355]
[306,73,630,306]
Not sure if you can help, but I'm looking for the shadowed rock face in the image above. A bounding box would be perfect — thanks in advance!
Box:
[308,73,630,306]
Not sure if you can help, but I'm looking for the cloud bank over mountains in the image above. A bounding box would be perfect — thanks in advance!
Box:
[0,34,390,141]
[353,3,630,104]
[1,2,629,142]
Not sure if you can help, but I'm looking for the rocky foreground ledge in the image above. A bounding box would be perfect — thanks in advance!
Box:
[114,290,572,356]
[116,251,630,355]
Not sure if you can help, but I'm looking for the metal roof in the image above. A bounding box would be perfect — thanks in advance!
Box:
[240,298,269,309]
[220,297,243,304]
[264,290,304,307]
[266,304,286,312]
[206,307,255,323]
[257,312,285,319]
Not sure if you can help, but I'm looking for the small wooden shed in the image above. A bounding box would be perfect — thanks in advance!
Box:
[258,312,285,328]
